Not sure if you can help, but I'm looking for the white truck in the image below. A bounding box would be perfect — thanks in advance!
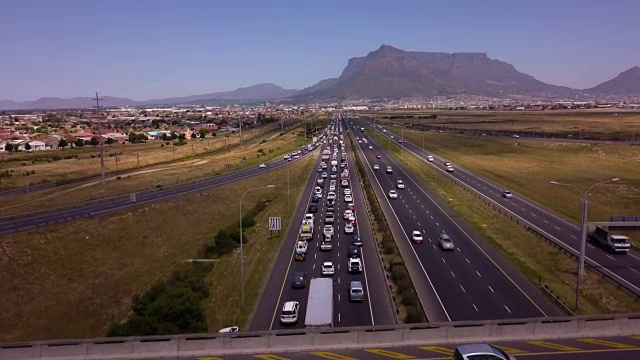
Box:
[304,278,333,327]
[299,219,314,241]
[587,225,630,254]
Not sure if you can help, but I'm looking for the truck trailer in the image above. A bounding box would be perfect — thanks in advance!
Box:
[587,225,630,254]
[304,278,333,327]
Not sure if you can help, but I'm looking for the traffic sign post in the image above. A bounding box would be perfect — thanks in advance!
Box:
[269,217,282,238]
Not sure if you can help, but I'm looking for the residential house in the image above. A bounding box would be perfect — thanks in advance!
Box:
[27,140,48,151]
[0,140,6,151]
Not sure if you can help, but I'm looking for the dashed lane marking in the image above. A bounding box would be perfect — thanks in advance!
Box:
[365,349,416,359]
[419,346,454,356]
[527,341,581,351]
[578,338,635,349]
[310,352,359,360]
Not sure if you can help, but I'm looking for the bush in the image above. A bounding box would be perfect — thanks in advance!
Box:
[401,290,418,306]
[404,306,425,323]
[260,139,267,144]
[382,240,396,255]
[390,264,408,282]
[396,278,412,293]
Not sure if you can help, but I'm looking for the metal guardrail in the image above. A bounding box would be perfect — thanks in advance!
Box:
[2,314,640,359]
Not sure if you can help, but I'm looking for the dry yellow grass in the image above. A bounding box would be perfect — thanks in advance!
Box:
[0,153,315,342]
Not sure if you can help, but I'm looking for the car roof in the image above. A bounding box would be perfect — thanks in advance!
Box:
[283,301,298,310]
[440,234,451,240]
[456,343,502,356]
[323,261,333,266]
[413,230,421,235]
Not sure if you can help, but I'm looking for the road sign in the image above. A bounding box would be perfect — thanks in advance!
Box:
[269,217,282,231]
[130,193,137,202]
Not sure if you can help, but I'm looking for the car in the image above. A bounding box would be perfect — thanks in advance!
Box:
[326,198,335,206]
[347,245,360,258]
[427,155,434,162]
[343,188,352,195]
[346,203,355,211]
[327,204,335,213]
[352,235,363,247]
[331,166,337,172]
[329,185,336,192]
[314,186,322,195]
[438,233,455,250]
[280,301,300,324]
[446,165,454,172]
[317,178,324,186]
[347,216,357,227]
[322,262,335,276]
[411,230,423,244]
[295,252,305,261]
[325,212,335,224]
[218,326,239,333]
[444,161,451,166]
[453,343,517,360]
[330,173,337,179]
[349,281,364,302]
[259,163,267,168]
[348,258,363,273]
[343,209,353,220]
[368,145,373,149]
[373,164,380,170]
[388,190,398,199]
[513,134,520,138]
[344,224,354,234]
[296,241,308,254]
[344,194,353,202]
[386,166,393,174]
[291,272,307,289]
[304,213,314,223]
[376,154,382,159]
[327,191,336,200]
[317,167,323,172]
[341,179,349,187]
[311,195,319,203]
[323,225,334,237]
[502,190,513,199]
[397,180,405,189]
[308,204,318,213]
[321,172,328,178]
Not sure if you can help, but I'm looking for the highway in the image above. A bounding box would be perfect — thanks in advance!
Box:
[251,118,395,331]
[367,120,640,300]
[0,152,312,235]
[347,119,558,321]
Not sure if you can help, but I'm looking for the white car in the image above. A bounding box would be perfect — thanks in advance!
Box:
[323,225,334,237]
[344,209,353,220]
[427,155,434,162]
[388,190,398,199]
[502,190,513,199]
[373,164,380,170]
[218,326,239,333]
[259,163,267,168]
[322,262,335,276]
[444,161,451,166]
[327,192,336,200]
[322,172,328,178]
[329,185,336,192]
[314,187,322,196]
[344,194,353,202]
[344,224,354,234]
[348,258,363,273]
[280,301,300,324]
[368,145,373,149]
[446,165,454,172]
[343,188,352,196]
[397,180,405,189]
[296,241,308,254]
[411,230,423,244]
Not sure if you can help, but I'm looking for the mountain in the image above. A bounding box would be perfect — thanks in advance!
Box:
[0,83,299,110]
[295,45,575,100]
[587,66,640,94]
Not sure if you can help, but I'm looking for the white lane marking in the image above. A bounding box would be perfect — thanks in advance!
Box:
[466,258,470,264]
[554,226,561,230]
[451,271,455,277]
[338,277,340,284]
[460,285,466,293]
[476,271,481,277]
[473,304,479,312]
[571,235,577,239]
[489,286,495,293]
[543,219,549,224]
[313,264,316,269]
[442,258,446,264]
[338,312,341,322]
[607,255,616,261]
[338,294,340,301]
[629,267,640,274]
[505,305,512,313]
[436,222,439,226]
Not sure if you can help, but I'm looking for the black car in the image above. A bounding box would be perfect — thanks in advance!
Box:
[295,253,305,261]
[312,195,320,203]
[291,272,306,288]
[326,198,335,206]
[327,205,335,213]
[348,245,360,258]
[352,235,363,247]
[308,204,318,213]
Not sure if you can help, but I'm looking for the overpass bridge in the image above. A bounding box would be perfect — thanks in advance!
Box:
[2,314,640,359]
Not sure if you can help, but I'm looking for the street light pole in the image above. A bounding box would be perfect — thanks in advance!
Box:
[549,177,620,311]
[239,184,275,311]
[401,124,411,153]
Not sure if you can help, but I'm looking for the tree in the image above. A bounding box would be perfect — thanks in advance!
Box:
[90,137,99,147]
[161,133,168,141]
[171,132,178,140]
[75,138,85,147]
[58,139,68,150]
[4,143,13,152]
[199,128,208,138]
[129,132,137,143]
[24,142,32,151]
[106,138,114,147]
[190,132,197,139]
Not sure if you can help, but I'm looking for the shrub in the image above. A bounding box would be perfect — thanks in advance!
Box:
[404,306,425,323]
[382,240,396,255]
[401,290,418,306]
[396,278,412,293]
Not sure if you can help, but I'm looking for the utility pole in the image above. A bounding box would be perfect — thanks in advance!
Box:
[93,92,106,185]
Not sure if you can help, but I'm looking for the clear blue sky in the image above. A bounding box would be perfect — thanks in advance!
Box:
[2,0,639,101]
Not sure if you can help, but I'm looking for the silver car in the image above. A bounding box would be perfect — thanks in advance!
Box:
[438,233,454,250]
[454,343,517,359]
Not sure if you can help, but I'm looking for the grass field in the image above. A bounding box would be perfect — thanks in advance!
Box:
[0,127,308,216]
[381,127,640,243]
[364,109,640,137]
[0,153,314,342]
[366,128,640,315]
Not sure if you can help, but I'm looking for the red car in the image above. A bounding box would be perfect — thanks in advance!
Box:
[376,154,382,159]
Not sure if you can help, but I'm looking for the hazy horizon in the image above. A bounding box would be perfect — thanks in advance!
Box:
[2,0,639,102]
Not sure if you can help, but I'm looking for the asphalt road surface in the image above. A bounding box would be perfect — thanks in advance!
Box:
[250,119,396,331]
[0,151,312,235]
[368,121,640,300]
[347,119,558,322]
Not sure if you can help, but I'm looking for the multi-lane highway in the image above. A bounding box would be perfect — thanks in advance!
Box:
[368,120,640,299]
[347,119,558,321]
[0,152,312,235]
[251,118,395,331]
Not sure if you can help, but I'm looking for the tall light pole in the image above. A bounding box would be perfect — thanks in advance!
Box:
[239,184,275,311]
[93,92,106,185]
[401,123,411,153]
[549,177,620,311]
